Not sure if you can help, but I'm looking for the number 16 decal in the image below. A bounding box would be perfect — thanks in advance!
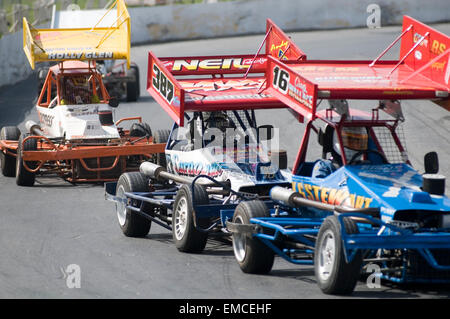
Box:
[272,66,289,94]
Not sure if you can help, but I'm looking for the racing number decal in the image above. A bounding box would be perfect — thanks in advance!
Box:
[272,66,289,94]
[153,64,174,104]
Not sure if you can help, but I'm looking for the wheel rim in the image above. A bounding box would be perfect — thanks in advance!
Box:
[116,185,127,227]
[174,197,188,240]
[232,215,247,262]
[317,229,336,282]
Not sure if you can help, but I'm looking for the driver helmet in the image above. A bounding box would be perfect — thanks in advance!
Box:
[333,126,368,163]
[204,111,233,133]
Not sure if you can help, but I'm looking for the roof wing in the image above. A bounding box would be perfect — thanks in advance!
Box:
[147,52,287,127]
[265,55,318,119]
[23,0,130,70]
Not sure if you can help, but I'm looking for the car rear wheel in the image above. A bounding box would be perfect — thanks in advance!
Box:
[129,122,152,138]
[0,126,21,177]
[126,66,139,102]
[153,129,170,168]
[16,134,37,186]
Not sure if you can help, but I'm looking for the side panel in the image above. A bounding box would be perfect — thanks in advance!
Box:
[265,18,306,61]
[400,15,450,89]
[266,56,318,119]
[147,51,185,126]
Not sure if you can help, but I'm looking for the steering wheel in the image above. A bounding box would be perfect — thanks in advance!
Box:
[348,149,389,165]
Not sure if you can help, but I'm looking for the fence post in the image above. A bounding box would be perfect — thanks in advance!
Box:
[9,4,29,33]
[33,0,54,26]
[0,10,8,35]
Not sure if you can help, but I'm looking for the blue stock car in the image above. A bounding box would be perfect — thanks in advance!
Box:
[228,102,450,295]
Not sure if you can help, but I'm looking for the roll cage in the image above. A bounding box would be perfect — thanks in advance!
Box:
[38,61,110,108]
[293,105,410,175]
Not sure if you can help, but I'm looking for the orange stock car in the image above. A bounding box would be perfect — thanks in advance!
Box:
[0,0,166,186]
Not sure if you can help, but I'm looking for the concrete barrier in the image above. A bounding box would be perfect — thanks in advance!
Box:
[129,0,450,44]
[0,23,49,88]
[1,0,449,88]
[0,31,33,88]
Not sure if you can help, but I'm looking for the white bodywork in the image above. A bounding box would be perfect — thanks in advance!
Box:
[51,8,117,29]
[165,146,284,193]
[36,103,120,140]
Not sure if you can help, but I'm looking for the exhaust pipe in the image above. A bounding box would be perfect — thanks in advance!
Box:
[139,162,216,186]
[25,120,43,136]
[270,186,380,215]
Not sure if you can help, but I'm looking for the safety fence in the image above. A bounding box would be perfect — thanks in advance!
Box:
[0,0,235,38]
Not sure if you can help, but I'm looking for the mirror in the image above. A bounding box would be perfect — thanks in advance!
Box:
[424,151,439,174]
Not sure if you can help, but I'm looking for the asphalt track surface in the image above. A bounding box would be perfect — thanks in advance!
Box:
[1,24,450,299]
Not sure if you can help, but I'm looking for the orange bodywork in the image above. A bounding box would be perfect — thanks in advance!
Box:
[0,134,166,182]
[0,62,166,183]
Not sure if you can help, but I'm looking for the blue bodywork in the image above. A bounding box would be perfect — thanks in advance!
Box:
[249,162,450,283]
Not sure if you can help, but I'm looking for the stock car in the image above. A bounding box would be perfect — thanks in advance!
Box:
[105,16,450,294]
[105,19,300,252]
[36,2,140,102]
[226,16,450,294]
[0,0,164,186]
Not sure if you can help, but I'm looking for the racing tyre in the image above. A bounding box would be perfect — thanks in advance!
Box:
[37,67,47,94]
[129,122,152,138]
[232,200,275,274]
[153,129,170,168]
[314,215,362,295]
[116,172,152,237]
[126,67,139,102]
[15,134,37,186]
[0,126,21,177]
[131,65,140,97]
[172,184,209,253]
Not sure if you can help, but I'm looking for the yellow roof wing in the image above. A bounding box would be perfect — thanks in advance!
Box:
[23,0,130,70]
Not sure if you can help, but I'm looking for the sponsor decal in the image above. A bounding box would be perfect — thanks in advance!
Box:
[290,76,313,108]
[270,40,289,60]
[185,93,272,103]
[38,112,55,127]
[292,182,373,208]
[272,65,314,109]
[65,106,99,117]
[413,32,429,48]
[412,33,446,55]
[47,52,113,60]
[431,60,447,72]
[414,50,422,60]
[430,39,446,55]
[296,66,360,73]
[313,76,384,83]
[181,79,264,92]
[166,58,266,71]
[171,154,222,177]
